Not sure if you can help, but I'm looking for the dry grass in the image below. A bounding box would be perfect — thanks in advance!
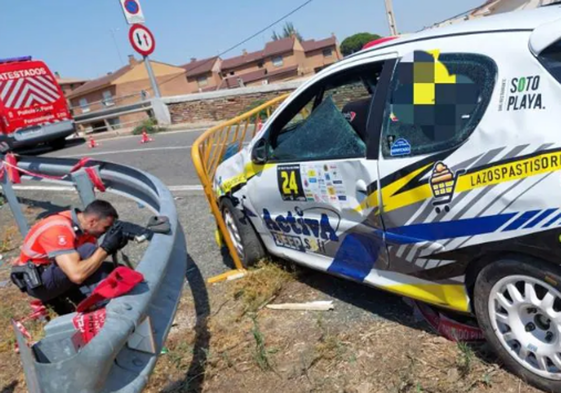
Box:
[0,226,19,253]
[230,261,295,316]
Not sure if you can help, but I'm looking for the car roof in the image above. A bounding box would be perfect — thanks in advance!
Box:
[350,5,561,58]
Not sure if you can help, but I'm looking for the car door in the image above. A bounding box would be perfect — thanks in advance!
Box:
[376,49,498,275]
[245,54,398,281]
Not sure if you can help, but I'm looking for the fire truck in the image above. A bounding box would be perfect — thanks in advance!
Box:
[0,56,76,150]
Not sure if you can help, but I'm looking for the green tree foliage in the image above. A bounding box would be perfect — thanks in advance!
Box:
[272,22,303,42]
[340,32,381,56]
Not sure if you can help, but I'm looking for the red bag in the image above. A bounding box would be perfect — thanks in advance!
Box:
[72,267,144,344]
[72,308,107,344]
[76,267,144,313]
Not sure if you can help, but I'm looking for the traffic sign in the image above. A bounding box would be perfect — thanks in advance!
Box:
[129,24,155,57]
[120,0,145,25]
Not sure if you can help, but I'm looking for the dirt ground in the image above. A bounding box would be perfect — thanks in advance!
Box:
[0,194,547,393]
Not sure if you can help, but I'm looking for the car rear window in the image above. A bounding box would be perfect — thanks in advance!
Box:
[538,40,561,83]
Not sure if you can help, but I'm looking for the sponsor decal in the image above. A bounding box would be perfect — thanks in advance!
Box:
[467,151,561,187]
[498,78,507,112]
[58,235,68,246]
[277,164,306,201]
[430,162,464,213]
[390,138,411,157]
[263,207,340,254]
[506,76,544,111]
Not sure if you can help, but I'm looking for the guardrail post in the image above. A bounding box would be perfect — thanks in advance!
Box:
[71,169,96,207]
[150,98,171,126]
[0,166,29,237]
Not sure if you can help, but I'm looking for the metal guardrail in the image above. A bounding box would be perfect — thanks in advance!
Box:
[191,94,290,283]
[1,155,187,392]
[73,100,153,125]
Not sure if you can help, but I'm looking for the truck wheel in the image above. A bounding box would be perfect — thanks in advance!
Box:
[220,198,266,268]
[49,138,67,150]
[474,256,561,391]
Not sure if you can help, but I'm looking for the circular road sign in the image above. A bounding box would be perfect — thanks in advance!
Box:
[124,0,140,14]
[129,24,155,57]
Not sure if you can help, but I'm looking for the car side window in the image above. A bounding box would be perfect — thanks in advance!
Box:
[267,62,384,163]
[381,51,497,158]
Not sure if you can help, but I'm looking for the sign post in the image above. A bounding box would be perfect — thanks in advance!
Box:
[120,0,145,24]
[128,24,161,98]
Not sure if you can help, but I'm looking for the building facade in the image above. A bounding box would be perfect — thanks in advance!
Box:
[67,55,190,132]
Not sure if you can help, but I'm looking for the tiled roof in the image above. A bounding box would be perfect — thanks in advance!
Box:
[56,77,88,85]
[263,37,295,57]
[222,50,264,70]
[301,37,337,52]
[67,64,133,98]
[223,65,299,89]
[182,56,218,77]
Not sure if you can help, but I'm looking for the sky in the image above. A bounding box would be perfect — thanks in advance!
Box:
[0,1,484,80]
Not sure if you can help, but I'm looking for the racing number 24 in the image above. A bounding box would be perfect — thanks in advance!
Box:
[281,171,299,195]
[277,164,305,201]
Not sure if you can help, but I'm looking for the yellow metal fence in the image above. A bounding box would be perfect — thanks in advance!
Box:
[191,94,290,282]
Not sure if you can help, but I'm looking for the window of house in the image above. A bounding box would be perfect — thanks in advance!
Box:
[272,56,284,67]
[230,71,235,76]
[323,48,333,57]
[258,61,264,68]
[197,75,208,87]
[79,98,90,113]
[381,52,497,158]
[102,90,114,107]
[264,62,385,163]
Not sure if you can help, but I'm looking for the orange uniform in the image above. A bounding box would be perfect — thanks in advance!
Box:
[19,210,97,266]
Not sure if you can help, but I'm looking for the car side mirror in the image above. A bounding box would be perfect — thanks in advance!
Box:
[251,138,268,165]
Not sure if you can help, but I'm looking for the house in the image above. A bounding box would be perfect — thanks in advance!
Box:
[54,73,89,97]
[218,35,341,89]
[67,55,190,132]
[182,56,223,93]
[301,36,342,74]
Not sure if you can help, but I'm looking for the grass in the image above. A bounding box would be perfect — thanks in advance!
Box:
[0,226,19,253]
[132,118,168,135]
[250,314,273,371]
[457,341,474,378]
[231,260,294,316]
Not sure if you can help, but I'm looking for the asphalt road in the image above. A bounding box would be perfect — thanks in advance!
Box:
[37,129,210,187]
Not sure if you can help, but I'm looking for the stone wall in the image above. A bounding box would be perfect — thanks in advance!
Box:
[163,80,304,124]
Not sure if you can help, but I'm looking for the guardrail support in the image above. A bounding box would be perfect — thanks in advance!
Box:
[70,169,97,207]
[0,168,29,237]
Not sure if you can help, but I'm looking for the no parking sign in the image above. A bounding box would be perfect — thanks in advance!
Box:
[120,0,145,24]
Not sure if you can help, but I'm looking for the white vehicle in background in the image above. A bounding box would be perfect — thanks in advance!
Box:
[213,5,561,391]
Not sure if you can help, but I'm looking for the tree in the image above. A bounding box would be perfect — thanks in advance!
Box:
[272,22,303,42]
[340,32,382,56]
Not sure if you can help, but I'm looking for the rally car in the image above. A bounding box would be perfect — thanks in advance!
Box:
[213,5,561,390]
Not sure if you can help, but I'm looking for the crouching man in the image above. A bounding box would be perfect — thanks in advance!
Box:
[11,200,128,314]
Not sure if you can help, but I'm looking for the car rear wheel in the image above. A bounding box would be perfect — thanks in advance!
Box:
[474,256,561,391]
[220,198,266,268]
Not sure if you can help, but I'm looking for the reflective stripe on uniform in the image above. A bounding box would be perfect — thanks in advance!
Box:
[20,218,74,262]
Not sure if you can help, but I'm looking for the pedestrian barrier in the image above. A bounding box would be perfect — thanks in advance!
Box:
[191,93,297,282]
[0,154,187,392]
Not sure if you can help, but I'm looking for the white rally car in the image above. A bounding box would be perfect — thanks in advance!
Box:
[214,5,561,390]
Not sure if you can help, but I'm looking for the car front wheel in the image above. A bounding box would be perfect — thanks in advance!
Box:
[220,198,266,268]
[474,256,561,391]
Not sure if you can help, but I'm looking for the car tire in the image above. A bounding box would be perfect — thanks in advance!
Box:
[220,198,266,268]
[474,255,561,391]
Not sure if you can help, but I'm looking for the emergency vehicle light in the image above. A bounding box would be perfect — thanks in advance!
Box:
[0,56,32,64]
